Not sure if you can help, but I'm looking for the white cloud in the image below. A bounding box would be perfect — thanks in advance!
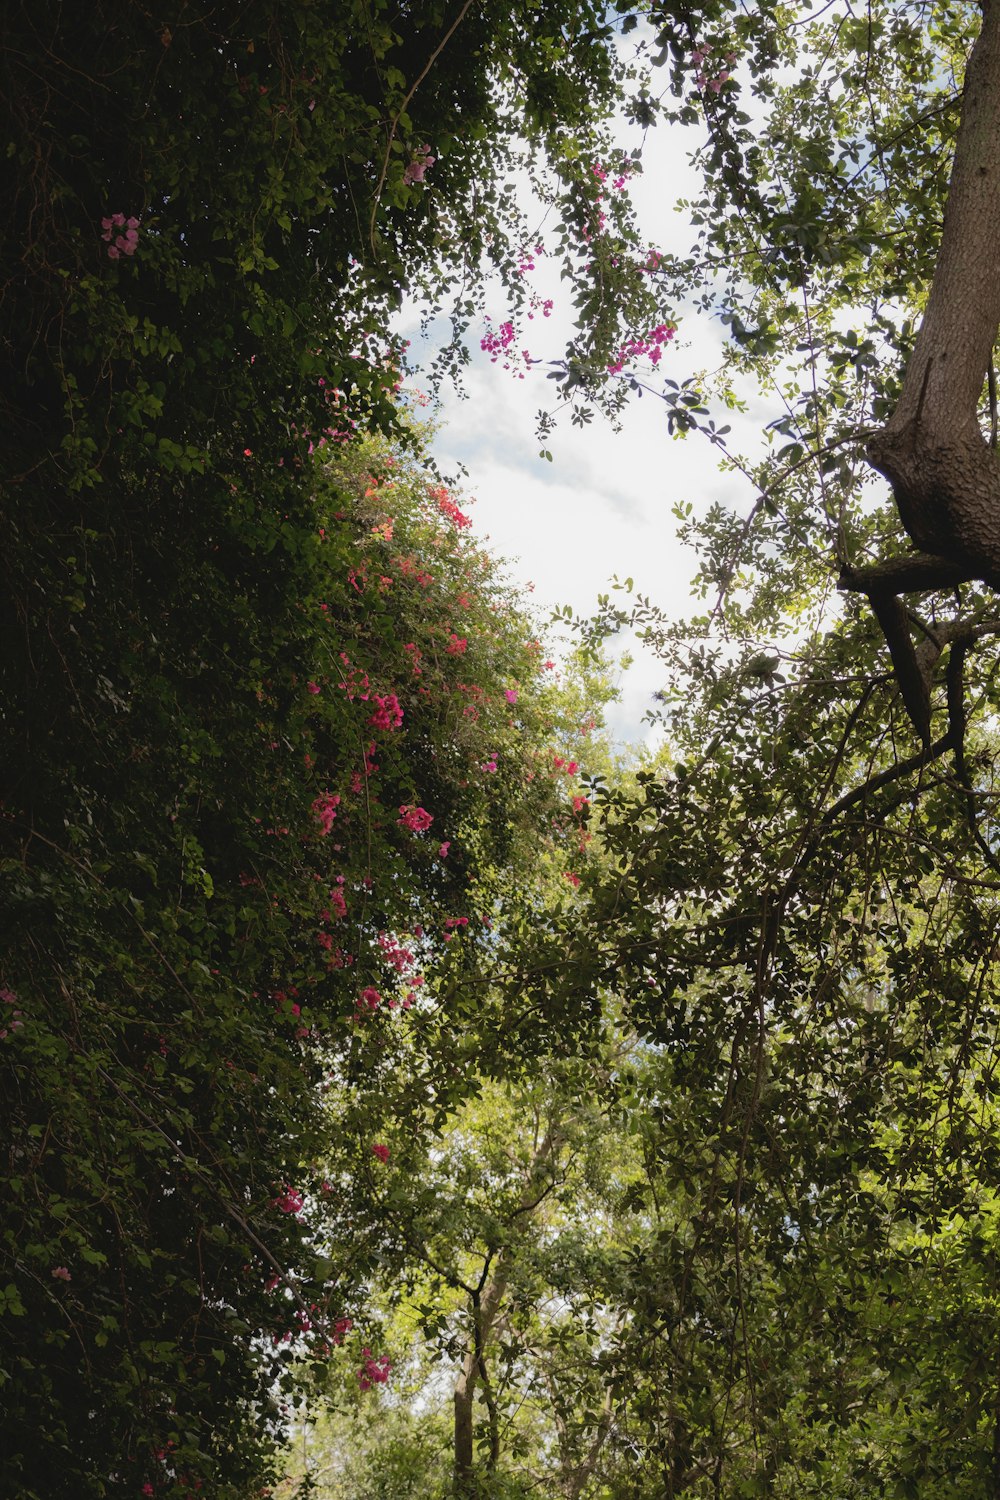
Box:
[399,94,786,743]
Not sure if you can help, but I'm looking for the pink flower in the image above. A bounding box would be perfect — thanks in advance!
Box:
[446,633,467,654]
[564,872,581,889]
[505,689,518,704]
[371,1143,390,1163]
[274,1187,304,1215]
[307,681,321,694]
[51,1266,71,1281]
[356,985,381,1017]
[436,491,472,529]
[403,144,435,186]
[398,804,433,833]
[100,211,140,259]
[312,792,340,834]
[438,841,451,859]
[480,319,518,365]
[369,693,403,731]
[357,1348,392,1390]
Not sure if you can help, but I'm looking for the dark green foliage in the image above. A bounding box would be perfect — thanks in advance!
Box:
[0,4,656,1492]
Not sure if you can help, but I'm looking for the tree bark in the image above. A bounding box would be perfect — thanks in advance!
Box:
[452,1119,562,1494]
[867,0,1000,576]
[453,1261,510,1491]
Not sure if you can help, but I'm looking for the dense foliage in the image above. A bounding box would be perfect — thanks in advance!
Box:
[0,2,653,1493]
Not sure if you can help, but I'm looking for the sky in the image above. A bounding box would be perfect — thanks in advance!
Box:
[399,96,780,746]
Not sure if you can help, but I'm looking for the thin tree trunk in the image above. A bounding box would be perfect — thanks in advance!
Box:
[452,1119,562,1493]
[565,1394,613,1500]
[453,1259,510,1491]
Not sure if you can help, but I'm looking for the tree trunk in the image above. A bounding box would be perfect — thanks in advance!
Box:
[453,1260,510,1492]
[867,0,1000,576]
[452,1119,562,1494]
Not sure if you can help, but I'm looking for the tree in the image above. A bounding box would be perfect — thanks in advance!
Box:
[294,1056,653,1500]
[478,3,1000,1489]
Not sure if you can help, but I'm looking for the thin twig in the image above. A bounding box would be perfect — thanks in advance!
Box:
[368,0,476,252]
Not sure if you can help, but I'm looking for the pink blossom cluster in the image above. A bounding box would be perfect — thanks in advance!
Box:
[691,44,735,92]
[403,642,423,677]
[512,245,555,321]
[101,212,140,259]
[481,318,532,376]
[435,490,472,529]
[355,985,382,1018]
[357,1348,392,1390]
[369,693,403,731]
[337,653,371,701]
[481,319,516,363]
[0,987,24,1040]
[398,804,433,833]
[378,931,416,974]
[274,1186,304,1215]
[371,1142,390,1163]
[403,144,435,185]
[607,322,675,375]
[273,989,302,1020]
[396,555,434,588]
[446,633,467,654]
[312,791,341,834]
[592,160,632,192]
